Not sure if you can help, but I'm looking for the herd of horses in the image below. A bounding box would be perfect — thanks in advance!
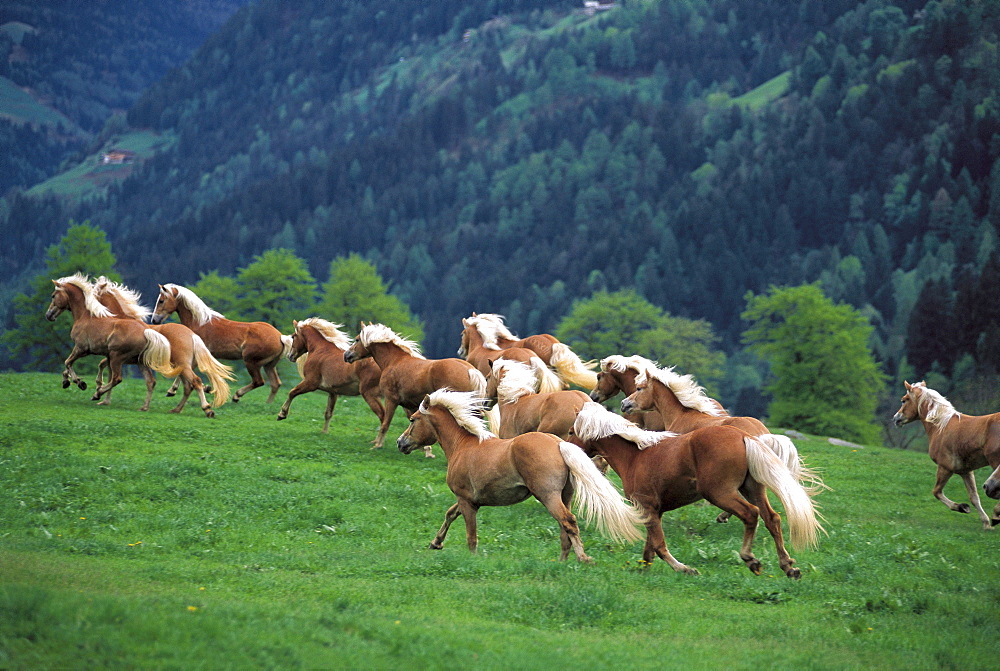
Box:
[44,274,1000,578]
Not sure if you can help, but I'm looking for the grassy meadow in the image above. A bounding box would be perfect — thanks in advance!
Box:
[2,371,998,669]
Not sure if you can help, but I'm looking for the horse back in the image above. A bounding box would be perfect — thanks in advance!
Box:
[932,413,1000,471]
[514,334,559,360]
[194,318,284,360]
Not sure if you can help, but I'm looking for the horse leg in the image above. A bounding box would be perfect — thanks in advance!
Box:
[62,346,88,390]
[93,355,127,404]
[359,382,386,424]
[641,510,698,574]
[276,379,317,422]
[322,394,337,433]
[138,365,157,411]
[458,499,480,553]
[957,471,994,530]
[371,398,398,449]
[932,464,970,513]
[705,485,770,576]
[429,502,462,549]
[232,361,265,403]
[537,487,591,563]
[263,360,282,403]
[96,357,108,389]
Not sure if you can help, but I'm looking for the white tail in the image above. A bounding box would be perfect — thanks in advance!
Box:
[486,404,502,434]
[279,334,294,360]
[744,437,824,552]
[468,368,488,397]
[559,441,645,543]
[191,334,235,408]
[141,329,174,376]
[549,343,598,389]
[757,434,828,496]
[530,356,564,394]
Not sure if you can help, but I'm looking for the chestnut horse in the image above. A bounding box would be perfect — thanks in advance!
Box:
[621,364,815,492]
[484,359,590,439]
[45,274,173,410]
[151,284,292,403]
[343,323,487,456]
[458,317,563,395]
[396,390,644,561]
[589,355,667,430]
[893,381,1000,529]
[461,313,597,389]
[569,402,823,578]
[93,277,233,417]
[277,318,384,434]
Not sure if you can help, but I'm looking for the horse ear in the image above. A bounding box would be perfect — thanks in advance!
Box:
[904,381,911,390]
[293,320,299,328]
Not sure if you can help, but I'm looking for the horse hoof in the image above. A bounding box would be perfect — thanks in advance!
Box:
[429,542,443,550]
[78,381,87,391]
[991,518,1000,527]
[786,567,802,579]
[957,503,971,513]
[276,414,286,421]
[62,380,70,389]
[165,391,176,398]
[424,453,436,459]
[682,566,700,576]
[715,513,730,523]
[747,560,762,575]
[231,396,240,404]
[205,410,215,419]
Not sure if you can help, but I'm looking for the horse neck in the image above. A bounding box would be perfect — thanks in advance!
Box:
[651,380,689,421]
[101,295,139,321]
[615,370,638,395]
[172,301,199,327]
[304,327,336,353]
[62,286,94,322]
[427,410,480,460]
[368,341,411,368]
[588,435,638,483]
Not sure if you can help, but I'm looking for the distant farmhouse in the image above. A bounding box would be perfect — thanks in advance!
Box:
[99,149,136,165]
[583,1,617,15]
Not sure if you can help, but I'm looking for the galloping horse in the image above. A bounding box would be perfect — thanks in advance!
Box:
[93,278,233,417]
[461,313,597,389]
[151,284,292,403]
[458,317,563,394]
[484,359,590,439]
[893,381,1000,529]
[343,323,487,456]
[569,402,823,577]
[45,274,173,410]
[396,390,644,561]
[589,355,667,430]
[277,318,384,434]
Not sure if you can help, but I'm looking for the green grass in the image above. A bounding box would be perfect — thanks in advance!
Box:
[2,372,998,668]
[26,130,176,199]
[731,71,792,111]
[0,76,79,130]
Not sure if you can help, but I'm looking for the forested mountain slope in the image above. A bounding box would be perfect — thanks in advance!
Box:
[2,0,998,381]
[0,0,251,195]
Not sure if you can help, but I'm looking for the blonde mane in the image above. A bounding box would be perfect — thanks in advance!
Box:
[467,313,519,350]
[492,359,539,403]
[637,366,725,417]
[163,283,224,325]
[420,389,495,442]
[358,323,425,359]
[297,317,353,350]
[600,354,660,375]
[911,383,959,428]
[573,402,675,449]
[94,276,152,321]
[56,273,113,318]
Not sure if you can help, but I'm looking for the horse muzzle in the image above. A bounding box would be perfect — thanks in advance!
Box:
[891,413,909,427]
[589,389,606,402]
[343,351,357,363]
[397,434,419,454]
[44,307,61,321]
[984,478,1000,500]
[149,313,166,325]
[621,398,638,414]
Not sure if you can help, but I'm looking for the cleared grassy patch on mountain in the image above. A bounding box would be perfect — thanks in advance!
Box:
[2,372,997,668]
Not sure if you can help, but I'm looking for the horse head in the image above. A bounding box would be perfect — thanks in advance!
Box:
[288,320,307,362]
[590,370,622,403]
[397,395,437,454]
[45,280,70,321]
[343,338,370,363]
[621,377,655,415]
[150,285,178,325]
[892,381,924,427]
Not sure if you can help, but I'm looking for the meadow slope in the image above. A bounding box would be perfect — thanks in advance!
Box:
[1,372,998,669]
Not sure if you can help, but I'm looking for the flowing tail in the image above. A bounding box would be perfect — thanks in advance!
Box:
[486,403,502,435]
[192,334,235,407]
[295,352,308,379]
[559,441,646,544]
[468,368,488,397]
[549,343,598,390]
[530,356,564,394]
[757,434,828,496]
[279,334,294,360]
[140,329,175,376]
[744,437,824,552]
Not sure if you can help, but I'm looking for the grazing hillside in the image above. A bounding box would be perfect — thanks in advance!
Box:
[0,0,251,195]
[2,0,999,414]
